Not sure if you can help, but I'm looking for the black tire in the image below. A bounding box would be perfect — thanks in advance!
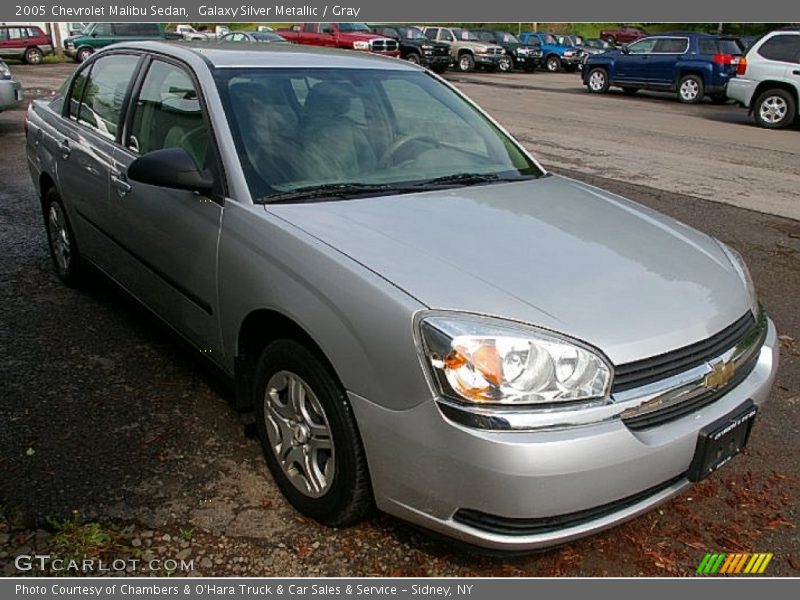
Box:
[253,339,372,527]
[24,47,43,65]
[76,47,93,63]
[564,64,579,73]
[710,94,729,104]
[753,88,796,129]
[43,188,83,286]
[621,87,639,95]
[585,67,609,94]
[457,52,475,72]
[605,36,616,46]
[404,52,421,65]
[523,65,536,73]
[498,55,513,72]
[545,55,562,72]
[677,74,704,104]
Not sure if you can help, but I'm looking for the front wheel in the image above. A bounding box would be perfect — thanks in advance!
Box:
[498,55,513,72]
[586,68,609,94]
[404,52,421,65]
[457,53,475,72]
[44,188,83,286]
[546,55,562,72]
[677,74,704,104]
[24,47,43,65]
[753,89,796,129]
[253,339,372,527]
[76,47,93,63]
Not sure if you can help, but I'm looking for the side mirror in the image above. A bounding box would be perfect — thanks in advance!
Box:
[127,148,214,193]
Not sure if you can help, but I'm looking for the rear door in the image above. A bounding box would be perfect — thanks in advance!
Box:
[649,36,689,85]
[110,57,223,352]
[756,33,800,88]
[0,28,12,59]
[55,53,142,268]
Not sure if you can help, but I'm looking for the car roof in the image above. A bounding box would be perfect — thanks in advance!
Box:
[105,40,415,70]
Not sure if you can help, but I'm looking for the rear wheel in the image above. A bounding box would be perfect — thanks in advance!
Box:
[253,339,372,526]
[546,55,562,72]
[586,68,609,94]
[44,188,83,286]
[24,47,43,65]
[457,52,475,72]
[753,89,796,129]
[677,74,704,104]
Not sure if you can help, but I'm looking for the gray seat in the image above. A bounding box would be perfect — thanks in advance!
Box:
[300,82,376,181]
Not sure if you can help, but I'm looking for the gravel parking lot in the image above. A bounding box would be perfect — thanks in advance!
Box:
[1,62,798,577]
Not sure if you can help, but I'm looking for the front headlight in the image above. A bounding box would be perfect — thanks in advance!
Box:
[718,242,758,315]
[353,41,370,50]
[0,64,11,79]
[564,50,575,57]
[419,314,612,405]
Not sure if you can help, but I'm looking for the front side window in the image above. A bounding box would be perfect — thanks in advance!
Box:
[758,35,800,63]
[92,23,113,36]
[627,38,657,54]
[75,54,140,140]
[215,68,543,202]
[127,60,210,169]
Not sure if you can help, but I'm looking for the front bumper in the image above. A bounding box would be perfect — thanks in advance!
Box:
[421,53,453,69]
[0,80,23,111]
[474,53,502,67]
[350,318,778,551]
[513,54,540,68]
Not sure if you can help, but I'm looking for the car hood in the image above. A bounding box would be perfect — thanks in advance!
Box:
[266,176,751,365]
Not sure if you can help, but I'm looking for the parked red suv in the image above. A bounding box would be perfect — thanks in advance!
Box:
[0,25,53,65]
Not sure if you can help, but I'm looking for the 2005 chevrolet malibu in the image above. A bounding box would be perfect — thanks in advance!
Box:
[26,42,778,550]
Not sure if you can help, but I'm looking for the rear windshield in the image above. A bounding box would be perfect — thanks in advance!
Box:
[698,38,743,55]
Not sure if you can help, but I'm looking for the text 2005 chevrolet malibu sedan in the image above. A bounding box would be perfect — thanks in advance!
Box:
[26,42,778,550]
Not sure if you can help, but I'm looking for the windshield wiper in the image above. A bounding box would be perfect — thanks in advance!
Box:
[413,172,536,189]
[259,182,418,204]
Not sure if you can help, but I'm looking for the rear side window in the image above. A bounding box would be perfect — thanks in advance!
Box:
[73,54,140,140]
[653,38,688,53]
[116,23,160,37]
[127,61,210,169]
[757,35,800,63]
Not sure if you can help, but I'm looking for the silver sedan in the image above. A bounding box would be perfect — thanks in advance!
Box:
[25,42,778,551]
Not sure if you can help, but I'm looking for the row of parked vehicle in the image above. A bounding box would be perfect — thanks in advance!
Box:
[581,28,800,129]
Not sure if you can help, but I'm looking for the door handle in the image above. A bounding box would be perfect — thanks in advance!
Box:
[58,139,71,159]
[111,172,132,196]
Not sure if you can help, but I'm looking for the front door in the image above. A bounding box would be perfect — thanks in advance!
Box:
[615,37,657,82]
[110,58,223,353]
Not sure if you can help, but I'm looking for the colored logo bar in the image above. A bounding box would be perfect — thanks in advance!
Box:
[696,552,773,574]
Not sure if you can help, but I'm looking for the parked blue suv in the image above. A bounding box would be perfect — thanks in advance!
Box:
[520,32,583,72]
[581,33,744,103]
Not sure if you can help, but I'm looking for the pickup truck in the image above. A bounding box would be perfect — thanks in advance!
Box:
[421,26,504,72]
[599,26,648,46]
[369,25,452,73]
[519,32,582,72]
[277,23,400,57]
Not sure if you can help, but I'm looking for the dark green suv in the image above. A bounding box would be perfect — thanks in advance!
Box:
[64,23,173,63]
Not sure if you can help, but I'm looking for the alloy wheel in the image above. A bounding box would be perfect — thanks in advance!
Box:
[589,70,606,91]
[48,203,71,273]
[263,371,335,498]
[759,96,788,125]
[680,79,700,101]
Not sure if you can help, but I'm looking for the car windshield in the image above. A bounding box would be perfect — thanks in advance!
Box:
[338,23,371,33]
[252,32,286,42]
[452,29,480,42]
[402,27,426,40]
[573,36,585,45]
[541,34,557,44]
[500,32,520,43]
[557,36,575,47]
[717,39,744,54]
[214,68,543,202]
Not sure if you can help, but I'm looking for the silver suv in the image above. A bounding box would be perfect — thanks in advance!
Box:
[727,29,800,129]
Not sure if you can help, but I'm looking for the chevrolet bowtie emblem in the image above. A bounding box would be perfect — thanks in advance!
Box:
[705,360,736,390]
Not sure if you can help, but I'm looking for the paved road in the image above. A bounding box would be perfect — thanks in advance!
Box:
[0,63,798,576]
[446,71,800,221]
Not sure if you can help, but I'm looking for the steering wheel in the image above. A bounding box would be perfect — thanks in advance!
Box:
[378,134,440,168]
